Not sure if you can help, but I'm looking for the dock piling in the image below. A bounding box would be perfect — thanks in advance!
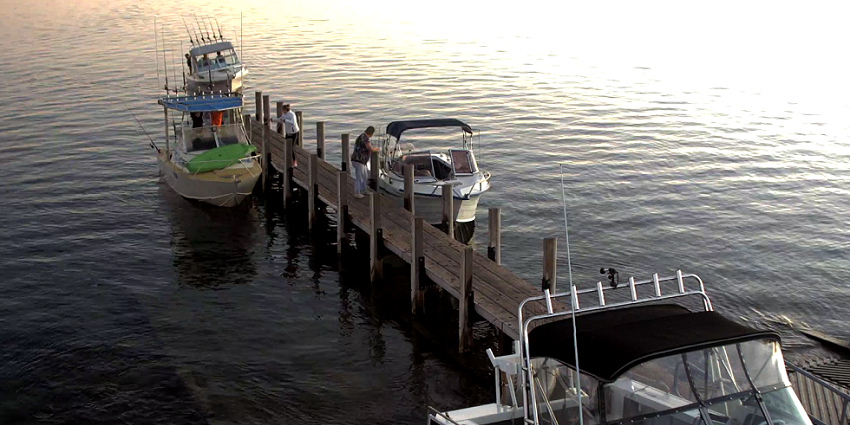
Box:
[442,185,454,239]
[369,192,383,283]
[337,171,349,253]
[317,122,325,159]
[254,91,262,122]
[411,217,425,314]
[262,95,271,193]
[404,164,414,213]
[543,237,558,293]
[295,111,303,147]
[243,114,252,143]
[276,101,283,134]
[459,246,473,353]
[341,134,350,172]
[308,154,318,229]
[369,151,379,191]
[283,135,293,207]
[488,207,501,264]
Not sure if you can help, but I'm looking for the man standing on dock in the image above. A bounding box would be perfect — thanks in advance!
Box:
[272,103,301,166]
[352,126,376,198]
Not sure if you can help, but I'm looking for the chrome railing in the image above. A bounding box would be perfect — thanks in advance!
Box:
[787,362,850,425]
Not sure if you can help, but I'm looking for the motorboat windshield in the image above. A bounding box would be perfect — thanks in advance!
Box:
[527,338,810,425]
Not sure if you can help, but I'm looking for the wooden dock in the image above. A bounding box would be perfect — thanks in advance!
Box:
[245,93,553,352]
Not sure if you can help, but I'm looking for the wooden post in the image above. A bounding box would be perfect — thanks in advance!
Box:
[262,95,271,193]
[295,111,303,147]
[442,184,454,239]
[255,91,262,122]
[411,217,425,314]
[276,101,284,134]
[404,164,414,213]
[369,192,383,283]
[243,114,252,143]
[308,153,318,229]
[262,95,270,126]
[341,134,351,172]
[283,135,293,207]
[369,150,379,191]
[337,171,349,253]
[262,124,269,194]
[459,246,473,353]
[488,207,501,264]
[316,122,325,159]
[543,237,558,293]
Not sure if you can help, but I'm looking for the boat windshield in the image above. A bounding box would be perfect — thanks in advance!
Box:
[529,339,810,425]
[195,48,239,73]
[182,124,247,152]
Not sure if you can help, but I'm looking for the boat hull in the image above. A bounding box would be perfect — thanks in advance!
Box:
[157,151,261,207]
[379,182,482,223]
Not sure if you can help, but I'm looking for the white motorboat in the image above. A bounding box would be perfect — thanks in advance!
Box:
[429,271,816,425]
[185,40,248,94]
[156,93,261,207]
[377,119,491,224]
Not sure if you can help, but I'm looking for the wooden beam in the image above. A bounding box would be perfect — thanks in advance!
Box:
[488,207,501,264]
[283,134,293,207]
[459,245,473,353]
[411,217,424,314]
[276,101,283,134]
[337,171,349,254]
[316,122,325,159]
[369,192,383,283]
[543,237,558,293]
[442,184,454,239]
[341,133,350,172]
[254,91,262,122]
[295,111,303,147]
[369,150,379,191]
[404,164,414,214]
[308,153,318,229]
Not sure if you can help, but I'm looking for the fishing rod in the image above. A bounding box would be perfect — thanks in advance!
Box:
[189,18,203,45]
[559,163,583,425]
[193,14,206,43]
[207,17,218,41]
[154,18,160,92]
[181,16,195,45]
[181,40,186,89]
[214,18,224,41]
[123,102,159,152]
[199,15,213,43]
[161,26,169,93]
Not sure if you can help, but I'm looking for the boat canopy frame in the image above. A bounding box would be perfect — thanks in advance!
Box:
[188,41,237,58]
[385,119,472,141]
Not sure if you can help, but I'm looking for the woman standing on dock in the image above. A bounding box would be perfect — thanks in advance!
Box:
[352,126,376,198]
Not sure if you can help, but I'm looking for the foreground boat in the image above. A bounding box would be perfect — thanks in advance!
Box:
[157,93,261,207]
[430,271,814,425]
[377,119,490,223]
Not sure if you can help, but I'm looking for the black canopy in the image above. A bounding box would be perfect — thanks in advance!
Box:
[528,304,779,382]
[386,119,473,140]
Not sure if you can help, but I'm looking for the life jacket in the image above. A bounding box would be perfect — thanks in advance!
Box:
[210,111,223,127]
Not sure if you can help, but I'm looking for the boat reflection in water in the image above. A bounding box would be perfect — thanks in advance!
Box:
[160,185,258,288]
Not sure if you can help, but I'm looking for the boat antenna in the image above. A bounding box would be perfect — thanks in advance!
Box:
[181,16,195,45]
[215,18,224,41]
[161,25,169,94]
[193,14,206,43]
[559,163,583,425]
[123,102,159,152]
[154,18,161,91]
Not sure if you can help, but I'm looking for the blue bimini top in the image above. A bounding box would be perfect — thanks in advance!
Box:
[158,94,243,112]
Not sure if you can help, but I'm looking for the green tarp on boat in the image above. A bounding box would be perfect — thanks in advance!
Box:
[186,144,257,174]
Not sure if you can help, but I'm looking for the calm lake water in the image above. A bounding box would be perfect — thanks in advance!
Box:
[1,0,849,423]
